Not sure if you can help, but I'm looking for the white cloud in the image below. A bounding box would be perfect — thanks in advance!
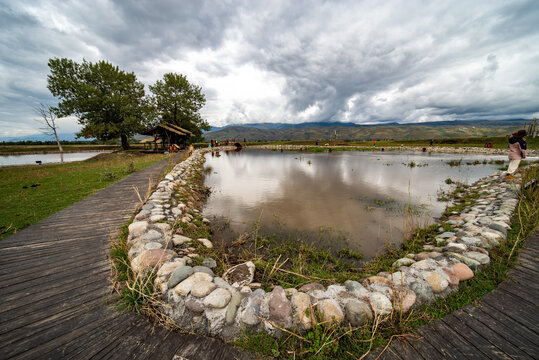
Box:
[0,0,538,138]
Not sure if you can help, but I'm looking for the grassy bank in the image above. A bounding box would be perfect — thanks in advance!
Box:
[262,136,539,150]
[0,144,149,154]
[234,166,539,359]
[0,151,168,240]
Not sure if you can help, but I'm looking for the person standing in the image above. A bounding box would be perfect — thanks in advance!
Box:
[506,130,527,179]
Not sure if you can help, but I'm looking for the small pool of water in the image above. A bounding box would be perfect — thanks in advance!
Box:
[202,149,510,259]
[0,152,107,166]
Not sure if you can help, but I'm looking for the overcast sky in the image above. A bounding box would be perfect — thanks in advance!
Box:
[1,0,538,138]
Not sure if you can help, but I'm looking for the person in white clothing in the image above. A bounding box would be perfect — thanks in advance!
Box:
[505,130,527,179]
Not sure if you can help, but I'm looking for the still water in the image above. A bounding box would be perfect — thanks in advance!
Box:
[0,152,106,166]
[203,149,507,259]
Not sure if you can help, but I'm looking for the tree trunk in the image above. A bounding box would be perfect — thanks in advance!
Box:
[53,129,63,152]
[121,134,130,150]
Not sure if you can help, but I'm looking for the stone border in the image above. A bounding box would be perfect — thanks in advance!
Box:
[126,147,519,339]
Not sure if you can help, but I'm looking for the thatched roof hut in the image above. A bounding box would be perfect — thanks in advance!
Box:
[141,123,193,151]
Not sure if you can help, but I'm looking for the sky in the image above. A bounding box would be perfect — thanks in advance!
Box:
[1,0,538,138]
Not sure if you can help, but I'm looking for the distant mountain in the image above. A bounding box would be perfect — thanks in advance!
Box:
[210,121,365,131]
[0,133,83,142]
[205,119,531,142]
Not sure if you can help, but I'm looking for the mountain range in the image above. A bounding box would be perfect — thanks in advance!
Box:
[0,133,83,142]
[204,119,531,142]
[2,119,531,143]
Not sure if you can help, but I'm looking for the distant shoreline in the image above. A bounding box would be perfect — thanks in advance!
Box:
[0,149,113,156]
[249,144,538,157]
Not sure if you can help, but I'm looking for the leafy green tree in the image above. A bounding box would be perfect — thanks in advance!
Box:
[149,73,209,141]
[47,58,150,149]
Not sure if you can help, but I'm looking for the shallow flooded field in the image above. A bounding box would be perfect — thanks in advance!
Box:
[202,149,507,259]
[0,151,106,166]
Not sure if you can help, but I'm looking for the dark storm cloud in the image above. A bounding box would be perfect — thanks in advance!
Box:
[235,0,539,124]
[0,0,538,137]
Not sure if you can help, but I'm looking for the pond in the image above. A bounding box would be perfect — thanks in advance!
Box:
[0,151,107,166]
[202,149,508,260]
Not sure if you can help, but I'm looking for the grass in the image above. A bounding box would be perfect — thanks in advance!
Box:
[0,144,136,153]
[110,222,164,317]
[235,165,539,359]
[0,151,168,240]
[266,135,539,150]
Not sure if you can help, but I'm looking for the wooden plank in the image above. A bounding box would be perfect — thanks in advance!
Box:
[519,252,539,265]
[0,284,110,337]
[46,312,143,360]
[0,233,104,254]
[511,265,539,282]
[0,267,110,312]
[370,346,403,360]
[59,314,130,359]
[0,259,108,296]
[452,308,530,358]
[509,264,537,279]
[476,302,539,345]
[0,288,110,348]
[512,260,539,277]
[15,309,125,360]
[363,345,400,360]
[514,259,539,274]
[497,281,537,305]
[463,305,539,358]
[380,338,422,360]
[0,248,106,278]
[143,330,186,360]
[428,320,487,360]
[111,324,171,360]
[404,332,446,360]
[481,291,539,333]
[517,251,539,265]
[83,315,150,360]
[441,314,508,359]
[0,276,111,317]
[3,306,119,359]
[416,324,466,360]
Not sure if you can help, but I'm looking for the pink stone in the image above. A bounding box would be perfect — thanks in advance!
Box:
[425,272,449,293]
[298,282,325,292]
[442,268,460,287]
[414,253,430,261]
[141,249,173,268]
[269,286,293,328]
[451,263,474,281]
[362,276,391,287]
[393,288,416,313]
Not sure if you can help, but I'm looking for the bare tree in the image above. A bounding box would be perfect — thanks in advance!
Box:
[34,103,63,152]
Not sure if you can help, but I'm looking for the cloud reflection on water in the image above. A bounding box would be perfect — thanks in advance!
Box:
[203,149,506,259]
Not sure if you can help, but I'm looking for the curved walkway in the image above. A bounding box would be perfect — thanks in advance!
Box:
[0,153,250,360]
[1,152,537,360]
[367,229,539,360]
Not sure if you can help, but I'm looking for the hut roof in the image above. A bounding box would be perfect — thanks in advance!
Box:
[142,123,193,137]
[139,137,162,144]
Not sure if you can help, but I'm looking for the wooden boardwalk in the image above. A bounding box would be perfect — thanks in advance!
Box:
[367,229,539,360]
[0,153,250,360]
[1,152,537,360]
